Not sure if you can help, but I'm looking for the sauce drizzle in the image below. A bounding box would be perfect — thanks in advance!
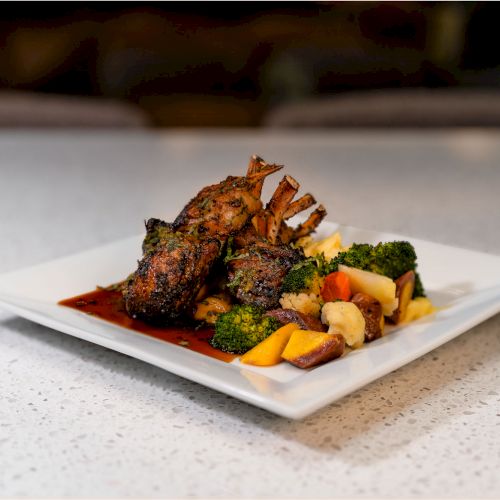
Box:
[58,288,236,363]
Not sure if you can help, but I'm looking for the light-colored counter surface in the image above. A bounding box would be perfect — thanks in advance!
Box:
[1,130,499,497]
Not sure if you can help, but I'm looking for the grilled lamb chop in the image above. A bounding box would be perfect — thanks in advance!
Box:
[226,172,326,309]
[124,158,282,322]
[173,159,282,239]
[124,228,220,323]
[226,241,303,310]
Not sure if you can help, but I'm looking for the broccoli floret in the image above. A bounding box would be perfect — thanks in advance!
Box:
[370,241,417,279]
[413,272,426,298]
[372,241,426,297]
[281,259,322,294]
[211,304,281,354]
[326,241,425,298]
[325,243,373,274]
[325,243,374,274]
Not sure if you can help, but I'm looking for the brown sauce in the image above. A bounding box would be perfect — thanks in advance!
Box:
[58,288,236,363]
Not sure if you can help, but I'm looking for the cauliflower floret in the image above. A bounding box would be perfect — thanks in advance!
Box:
[297,231,345,261]
[279,292,321,318]
[321,301,366,349]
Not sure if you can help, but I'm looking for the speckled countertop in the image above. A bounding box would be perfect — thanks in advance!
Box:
[1,130,499,498]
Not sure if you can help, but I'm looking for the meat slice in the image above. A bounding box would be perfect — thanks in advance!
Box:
[173,162,282,239]
[226,242,303,310]
[124,230,220,323]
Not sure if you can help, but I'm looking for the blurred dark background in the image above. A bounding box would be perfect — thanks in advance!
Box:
[1,1,500,127]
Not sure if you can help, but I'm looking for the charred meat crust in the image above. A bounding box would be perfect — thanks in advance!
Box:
[142,218,173,254]
[124,232,221,323]
[226,242,303,310]
[173,166,282,239]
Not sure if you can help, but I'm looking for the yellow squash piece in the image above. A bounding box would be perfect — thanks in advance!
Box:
[403,297,436,323]
[240,323,300,366]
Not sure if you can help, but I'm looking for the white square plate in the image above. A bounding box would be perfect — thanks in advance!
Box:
[1,221,500,419]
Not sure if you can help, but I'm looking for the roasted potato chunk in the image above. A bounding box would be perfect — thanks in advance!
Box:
[388,270,415,324]
[193,294,232,324]
[350,292,384,342]
[281,330,345,369]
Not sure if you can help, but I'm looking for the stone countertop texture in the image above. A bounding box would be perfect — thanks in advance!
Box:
[0,130,499,498]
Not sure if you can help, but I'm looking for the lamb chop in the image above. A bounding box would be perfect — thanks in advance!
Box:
[124,158,282,323]
[124,225,221,323]
[226,241,303,309]
[226,173,327,310]
[172,155,278,239]
[233,160,327,248]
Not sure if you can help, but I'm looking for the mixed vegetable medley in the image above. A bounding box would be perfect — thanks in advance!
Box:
[210,233,435,368]
[122,156,435,369]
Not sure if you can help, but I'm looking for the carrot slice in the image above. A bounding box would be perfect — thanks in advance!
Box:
[321,271,352,302]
